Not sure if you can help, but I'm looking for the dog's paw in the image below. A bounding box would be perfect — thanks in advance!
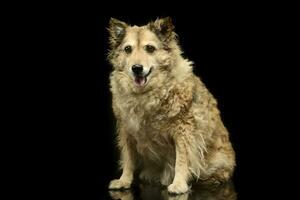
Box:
[108,179,131,190]
[167,182,189,194]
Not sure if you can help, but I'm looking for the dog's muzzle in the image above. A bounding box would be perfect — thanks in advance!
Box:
[131,65,152,87]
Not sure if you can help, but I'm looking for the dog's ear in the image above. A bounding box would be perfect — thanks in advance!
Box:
[108,18,128,48]
[149,17,175,42]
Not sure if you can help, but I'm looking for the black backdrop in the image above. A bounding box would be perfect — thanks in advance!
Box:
[17,2,288,199]
[55,14,247,198]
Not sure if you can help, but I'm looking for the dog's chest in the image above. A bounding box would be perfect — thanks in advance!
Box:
[123,105,164,136]
[118,96,171,148]
[114,90,176,161]
[125,110,174,161]
[118,95,166,133]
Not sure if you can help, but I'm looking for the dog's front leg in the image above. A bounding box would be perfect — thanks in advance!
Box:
[109,139,135,190]
[168,134,190,194]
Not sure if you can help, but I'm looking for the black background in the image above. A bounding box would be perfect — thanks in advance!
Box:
[11,2,291,199]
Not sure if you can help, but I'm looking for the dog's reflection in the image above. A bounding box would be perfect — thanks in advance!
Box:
[109,190,134,200]
[109,181,237,200]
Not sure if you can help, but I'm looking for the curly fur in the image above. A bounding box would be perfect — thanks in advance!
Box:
[108,17,235,194]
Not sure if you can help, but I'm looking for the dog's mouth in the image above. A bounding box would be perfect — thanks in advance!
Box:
[134,68,153,87]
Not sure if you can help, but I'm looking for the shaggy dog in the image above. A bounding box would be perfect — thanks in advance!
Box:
[107,17,235,194]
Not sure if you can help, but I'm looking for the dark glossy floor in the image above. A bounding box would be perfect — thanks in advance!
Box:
[105,181,236,200]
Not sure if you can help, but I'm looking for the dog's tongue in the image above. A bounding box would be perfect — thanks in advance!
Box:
[135,76,146,86]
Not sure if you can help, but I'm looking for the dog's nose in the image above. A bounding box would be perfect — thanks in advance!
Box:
[132,64,143,75]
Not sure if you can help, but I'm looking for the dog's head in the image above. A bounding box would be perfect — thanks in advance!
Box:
[108,17,183,92]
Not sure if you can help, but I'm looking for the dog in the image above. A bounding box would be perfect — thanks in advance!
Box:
[107,17,235,194]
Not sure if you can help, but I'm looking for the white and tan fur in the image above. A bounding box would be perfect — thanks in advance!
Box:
[107,17,235,194]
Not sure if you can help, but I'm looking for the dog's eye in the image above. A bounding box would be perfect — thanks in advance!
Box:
[124,46,132,54]
[145,45,156,53]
